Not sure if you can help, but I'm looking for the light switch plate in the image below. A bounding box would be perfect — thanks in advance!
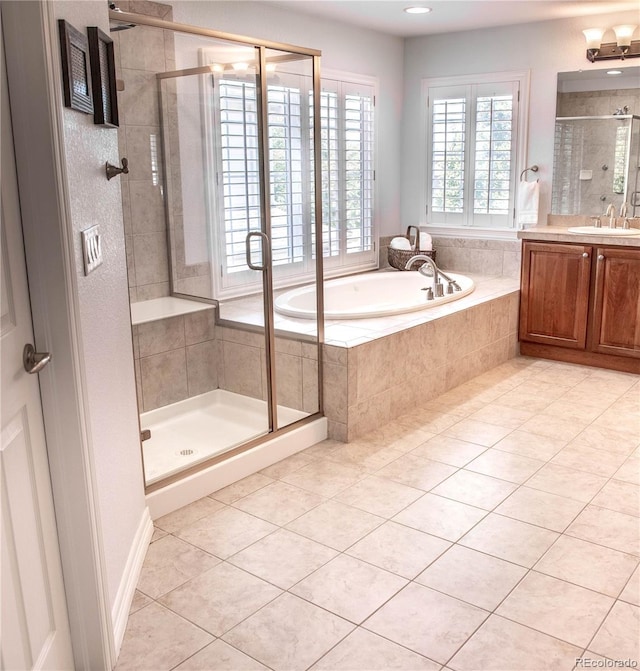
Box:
[81,225,103,275]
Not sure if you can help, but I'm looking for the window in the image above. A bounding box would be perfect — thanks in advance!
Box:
[424,72,528,232]
[208,67,376,298]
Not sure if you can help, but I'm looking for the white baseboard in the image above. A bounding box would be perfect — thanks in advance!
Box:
[111,507,153,656]
[146,417,327,519]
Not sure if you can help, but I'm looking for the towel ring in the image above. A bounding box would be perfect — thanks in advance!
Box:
[520,165,539,181]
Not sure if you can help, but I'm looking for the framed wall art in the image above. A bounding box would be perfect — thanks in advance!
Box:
[87,26,119,127]
[58,19,93,114]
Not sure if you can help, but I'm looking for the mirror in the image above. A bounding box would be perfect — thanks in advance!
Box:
[551,66,640,217]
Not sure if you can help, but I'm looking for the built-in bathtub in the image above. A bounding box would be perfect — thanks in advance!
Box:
[274,270,475,320]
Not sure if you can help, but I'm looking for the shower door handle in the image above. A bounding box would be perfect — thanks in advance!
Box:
[245,231,271,271]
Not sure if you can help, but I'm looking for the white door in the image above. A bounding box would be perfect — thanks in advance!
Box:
[0,15,75,671]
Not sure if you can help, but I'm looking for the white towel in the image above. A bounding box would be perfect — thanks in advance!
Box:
[390,236,412,250]
[517,179,539,226]
[419,232,433,251]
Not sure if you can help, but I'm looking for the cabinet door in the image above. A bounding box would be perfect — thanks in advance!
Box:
[590,247,640,358]
[519,241,592,349]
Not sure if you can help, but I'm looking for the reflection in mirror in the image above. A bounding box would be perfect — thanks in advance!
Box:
[551,67,640,217]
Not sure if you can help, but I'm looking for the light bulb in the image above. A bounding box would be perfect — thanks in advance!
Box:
[582,28,604,50]
[613,24,637,47]
[232,62,249,72]
[404,7,432,14]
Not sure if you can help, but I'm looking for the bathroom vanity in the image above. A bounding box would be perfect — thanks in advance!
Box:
[518,226,640,374]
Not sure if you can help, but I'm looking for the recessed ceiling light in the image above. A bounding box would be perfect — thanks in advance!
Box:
[607,69,623,75]
[404,6,432,14]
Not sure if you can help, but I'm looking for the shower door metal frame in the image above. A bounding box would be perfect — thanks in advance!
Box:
[111,10,326,491]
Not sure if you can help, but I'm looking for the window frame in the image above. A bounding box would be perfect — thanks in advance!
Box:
[202,60,378,300]
[421,70,531,239]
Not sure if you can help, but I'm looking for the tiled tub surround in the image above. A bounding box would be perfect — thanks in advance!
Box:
[379,235,522,278]
[218,273,520,442]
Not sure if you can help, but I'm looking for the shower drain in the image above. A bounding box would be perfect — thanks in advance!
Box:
[177,448,196,457]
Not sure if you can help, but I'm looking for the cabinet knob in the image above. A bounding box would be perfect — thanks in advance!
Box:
[598,254,605,261]
[582,252,589,258]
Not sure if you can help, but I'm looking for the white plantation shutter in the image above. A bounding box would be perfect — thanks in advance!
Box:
[427,76,521,229]
[211,71,376,297]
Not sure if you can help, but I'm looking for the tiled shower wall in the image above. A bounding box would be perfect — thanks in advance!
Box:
[113,0,174,302]
[133,310,319,415]
[557,88,640,117]
[380,235,521,278]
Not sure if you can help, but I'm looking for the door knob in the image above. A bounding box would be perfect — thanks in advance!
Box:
[23,344,52,374]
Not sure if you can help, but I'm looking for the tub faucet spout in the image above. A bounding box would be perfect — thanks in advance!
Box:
[405,254,451,299]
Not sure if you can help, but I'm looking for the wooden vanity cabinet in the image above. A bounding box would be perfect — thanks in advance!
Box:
[519,240,640,373]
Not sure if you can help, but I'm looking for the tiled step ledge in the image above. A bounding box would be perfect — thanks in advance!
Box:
[130,296,215,326]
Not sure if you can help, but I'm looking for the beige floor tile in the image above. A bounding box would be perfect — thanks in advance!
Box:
[497,389,555,414]
[393,493,487,542]
[334,475,423,518]
[432,469,517,510]
[151,527,168,543]
[593,408,640,438]
[386,427,437,454]
[328,446,407,473]
[519,414,587,443]
[129,590,152,615]
[346,520,451,579]
[410,435,487,467]
[443,418,513,447]
[281,459,365,497]
[460,513,559,567]
[259,452,317,479]
[592,480,640,518]
[466,448,545,484]
[551,442,628,478]
[450,614,582,671]
[211,473,275,504]
[155,497,226,534]
[496,571,614,647]
[572,371,638,396]
[174,640,269,670]
[159,562,281,636]
[589,601,640,662]
[376,453,458,491]
[620,565,640,606]
[310,627,440,670]
[415,544,527,611]
[290,554,407,624]
[222,593,354,671]
[228,528,337,589]
[175,507,277,559]
[414,409,463,434]
[468,404,534,429]
[286,500,384,551]
[526,463,608,503]
[493,430,568,461]
[301,439,344,459]
[496,487,585,532]
[137,535,220,599]
[363,582,488,664]
[232,481,325,526]
[614,457,640,486]
[572,425,639,457]
[115,602,213,671]
[535,535,639,598]
[566,505,640,556]
[542,399,607,424]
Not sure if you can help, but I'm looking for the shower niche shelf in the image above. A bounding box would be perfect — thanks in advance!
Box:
[130,296,214,326]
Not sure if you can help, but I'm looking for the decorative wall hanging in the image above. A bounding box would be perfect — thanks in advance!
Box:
[87,26,119,127]
[58,20,93,114]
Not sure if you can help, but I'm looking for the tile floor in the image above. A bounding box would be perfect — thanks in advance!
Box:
[116,356,640,671]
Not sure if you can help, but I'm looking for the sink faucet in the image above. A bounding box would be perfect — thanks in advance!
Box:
[605,203,616,228]
[620,202,629,218]
[404,254,461,299]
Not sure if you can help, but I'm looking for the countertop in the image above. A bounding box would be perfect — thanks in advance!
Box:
[518,225,640,248]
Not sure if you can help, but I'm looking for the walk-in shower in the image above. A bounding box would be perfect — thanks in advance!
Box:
[111,6,324,490]
[551,114,640,217]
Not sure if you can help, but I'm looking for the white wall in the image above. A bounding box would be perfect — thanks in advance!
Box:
[53,0,146,614]
[172,0,405,236]
[401,10,640,232]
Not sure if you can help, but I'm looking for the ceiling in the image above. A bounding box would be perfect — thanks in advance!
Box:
[268,0,640,38]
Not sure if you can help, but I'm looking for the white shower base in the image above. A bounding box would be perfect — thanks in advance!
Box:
[141,389,308,485]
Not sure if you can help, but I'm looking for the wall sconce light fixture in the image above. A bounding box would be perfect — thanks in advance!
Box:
[583,24,639,62]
